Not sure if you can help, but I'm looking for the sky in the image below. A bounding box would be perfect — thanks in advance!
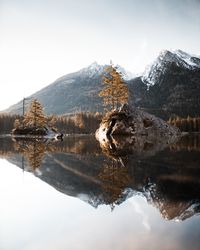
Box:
[0,0,200,110]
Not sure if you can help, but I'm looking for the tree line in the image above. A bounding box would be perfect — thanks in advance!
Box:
[55,112,102,134]
[168,116,200,132]
[0,113,21,134]
[0,111,102,135]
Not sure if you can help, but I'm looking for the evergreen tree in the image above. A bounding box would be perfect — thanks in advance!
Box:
[99,64,129,110]
[23,99,46,129]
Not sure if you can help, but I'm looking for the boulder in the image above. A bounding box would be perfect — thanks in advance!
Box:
[95,104,181,155]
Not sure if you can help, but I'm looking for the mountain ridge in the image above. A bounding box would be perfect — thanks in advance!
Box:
[142,49,200,88]
[4,49,200,119]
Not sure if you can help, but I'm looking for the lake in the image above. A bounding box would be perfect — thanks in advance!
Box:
[0,134,200,250]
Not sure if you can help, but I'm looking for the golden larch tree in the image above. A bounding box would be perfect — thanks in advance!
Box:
[99,65,129,110]
[23,99,46,129]
[98,159,131,209]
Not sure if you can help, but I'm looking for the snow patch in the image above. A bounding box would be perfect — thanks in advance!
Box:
[80,62,135,80]
[115,64,135,80]
[80,62,106,78]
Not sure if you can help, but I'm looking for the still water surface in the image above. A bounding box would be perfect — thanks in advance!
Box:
[0,134,200,250]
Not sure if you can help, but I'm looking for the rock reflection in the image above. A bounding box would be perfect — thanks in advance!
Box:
[0,134,200,221]
[98,133,179,159]
[170,133,200,152]
[98,134,200,219]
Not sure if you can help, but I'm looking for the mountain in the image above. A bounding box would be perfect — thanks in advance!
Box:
[5,49,200,119]
[6,62,132,115]
[129,49,200,119]
[142,49,200,88]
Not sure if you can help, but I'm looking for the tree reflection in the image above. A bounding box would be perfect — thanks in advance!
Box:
[1,134,200,220]
[13,139,51,170]
[98,158,131,210]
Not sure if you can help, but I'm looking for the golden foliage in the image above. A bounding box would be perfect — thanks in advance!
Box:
[23,99,46,128]
[55,112,102,134]
[13,140,45,170]
[98,159,131,208]
[99,65,129,110]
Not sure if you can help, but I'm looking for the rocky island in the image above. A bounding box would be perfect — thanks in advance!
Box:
[95,104,180,155]
[11,99,62,139]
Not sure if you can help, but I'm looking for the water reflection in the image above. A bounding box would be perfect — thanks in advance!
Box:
[13,138,50,170]
[99,159,131,210]
[0,134,200,221]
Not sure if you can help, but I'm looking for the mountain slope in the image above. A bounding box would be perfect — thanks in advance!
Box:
[6,62,133,115]
[6,50,200,118]
[129,49,200,118]
[7,62,106,115]
[142,50,200,88]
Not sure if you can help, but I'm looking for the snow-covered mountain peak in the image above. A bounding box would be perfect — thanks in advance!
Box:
[80,62,106,77]
[115,64,135,80]
[79,62,135,80]
[142,49,200,88]
[175,49,192,58]
[173,49,200,68]
[156,49,200,68]
[87,61,101,70]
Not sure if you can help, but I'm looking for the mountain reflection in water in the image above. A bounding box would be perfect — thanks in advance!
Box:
[0,134,200,221]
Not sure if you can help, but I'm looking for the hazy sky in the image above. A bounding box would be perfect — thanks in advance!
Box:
[0,0,200,110]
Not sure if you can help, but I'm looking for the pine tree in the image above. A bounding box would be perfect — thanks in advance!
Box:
[23,99,46,129]
[99,64,129,110]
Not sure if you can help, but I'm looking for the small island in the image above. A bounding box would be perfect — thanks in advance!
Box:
[12,99,62,139]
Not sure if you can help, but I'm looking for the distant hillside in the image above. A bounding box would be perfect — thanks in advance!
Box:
[5,50,200,119]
